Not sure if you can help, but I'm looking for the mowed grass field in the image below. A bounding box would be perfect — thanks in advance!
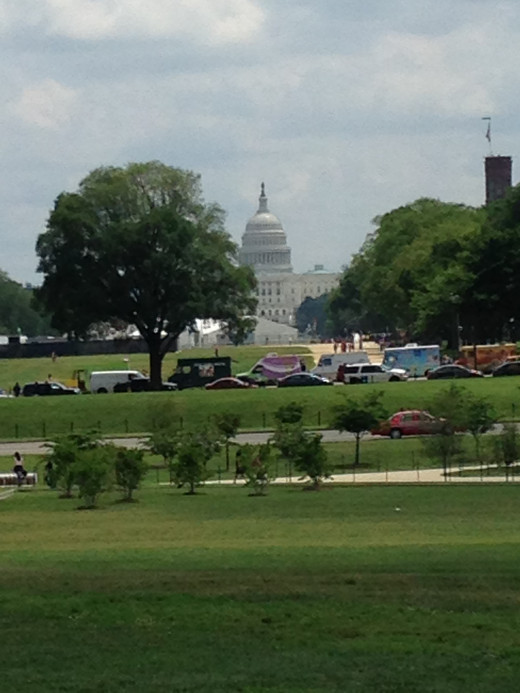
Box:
[1,484,520,691]
[1,374,520,440]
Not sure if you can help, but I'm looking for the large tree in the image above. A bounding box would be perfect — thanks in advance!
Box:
[329,199,484,345]
[36,162,257,387]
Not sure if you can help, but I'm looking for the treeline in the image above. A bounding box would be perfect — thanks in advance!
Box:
[0,270,55,337]
[329,185,520,347]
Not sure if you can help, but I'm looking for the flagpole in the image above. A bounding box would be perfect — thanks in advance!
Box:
[482,116,492,155]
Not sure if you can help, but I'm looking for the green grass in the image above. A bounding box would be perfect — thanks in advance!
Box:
[1,484,520,691]
[1,375,520,441]
[0,344,313,393]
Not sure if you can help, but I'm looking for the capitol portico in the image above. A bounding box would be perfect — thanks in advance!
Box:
[239,184,340,326]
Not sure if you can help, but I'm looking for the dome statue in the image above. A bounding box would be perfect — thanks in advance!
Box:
[238,184,293,274]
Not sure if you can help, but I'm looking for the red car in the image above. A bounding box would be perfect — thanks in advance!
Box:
[371,410,444,439]
[205,377,254,390]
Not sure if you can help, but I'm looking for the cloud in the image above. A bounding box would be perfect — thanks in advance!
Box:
[35,0,264,43]
[11,79,78,129]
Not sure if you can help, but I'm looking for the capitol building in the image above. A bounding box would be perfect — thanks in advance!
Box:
[239,184,340,326]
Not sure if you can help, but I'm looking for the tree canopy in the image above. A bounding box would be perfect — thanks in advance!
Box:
[0,270,54,336]
[36,161,257,386]
[329,198,486,345]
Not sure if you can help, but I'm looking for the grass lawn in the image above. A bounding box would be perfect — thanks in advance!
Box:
[1,375,520,441]
[1,484,520,691]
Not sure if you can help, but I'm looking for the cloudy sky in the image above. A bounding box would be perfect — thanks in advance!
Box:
[1,0,519,284]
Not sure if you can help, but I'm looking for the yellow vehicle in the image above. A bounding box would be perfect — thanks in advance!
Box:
[63,369,88,392]
[456,344,516,373]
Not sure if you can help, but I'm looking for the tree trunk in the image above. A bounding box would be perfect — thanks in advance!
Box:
[354,434,361,466]
[148,334,164,390]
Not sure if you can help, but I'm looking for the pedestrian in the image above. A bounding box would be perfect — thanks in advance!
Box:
[333,341,338,354]
[12,451,27,487]
[234,448,246,484]
[13,382,20,397]
[337,363,345,383]
[44,459,56,489]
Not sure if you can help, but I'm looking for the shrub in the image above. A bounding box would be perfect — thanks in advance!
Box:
[46,431,100,498]
[240,443,274,496]
[115,448,148,501]
[73,444,116,509]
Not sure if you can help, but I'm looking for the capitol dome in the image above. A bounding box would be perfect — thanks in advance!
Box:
[239,183,293,274]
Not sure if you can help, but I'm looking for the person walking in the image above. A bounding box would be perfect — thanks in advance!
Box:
[13,382,20,397]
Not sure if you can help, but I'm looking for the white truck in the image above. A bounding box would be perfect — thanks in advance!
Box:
[89,370,148,394]
[312,352,370,381]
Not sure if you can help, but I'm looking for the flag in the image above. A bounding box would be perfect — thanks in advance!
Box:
[485,122,491,142]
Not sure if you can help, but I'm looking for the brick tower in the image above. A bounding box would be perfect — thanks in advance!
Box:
[485,155,512,204]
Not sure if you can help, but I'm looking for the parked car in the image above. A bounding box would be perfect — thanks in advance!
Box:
[113,379,177,393]
[205,377,253,390]
[277,373,332,387]
[339,363,407,384]
[22,381,81,396]
[372,410,445,439]
[426,364,483,380]
[492,361,520,377]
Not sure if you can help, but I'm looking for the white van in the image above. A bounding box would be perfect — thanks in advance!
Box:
[312,352,371,381]
[90,370,148,394]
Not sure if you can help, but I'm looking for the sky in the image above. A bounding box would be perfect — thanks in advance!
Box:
[1,0,519,284]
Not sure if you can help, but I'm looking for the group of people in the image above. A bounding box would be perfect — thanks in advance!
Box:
[332,333,364,354]
[10,451,54,488]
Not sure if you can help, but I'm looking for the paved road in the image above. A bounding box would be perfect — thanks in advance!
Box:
[0,430,358,457]
[0,424,510,457]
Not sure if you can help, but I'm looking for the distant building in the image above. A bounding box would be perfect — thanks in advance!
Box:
[239,184,340,326]
[485,155,512,204]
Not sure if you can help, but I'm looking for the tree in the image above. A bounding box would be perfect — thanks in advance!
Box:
[296,294,333,338]
[463,394,497,462]
[292,432,330,490]
[332,392,387,466]
[273,402,304,425]
[46,431,100,498]
[494,423,519,477]
[173,428,220,494]
[328,199,484,343]
[73,444,115,509]
[35,162,257,388]
[114,448,148,501]
[213,412,241,471]
[240,443,274,496]
[423,383,467,477]
[147,430,179,484]
[225,315,257,346]
[0,270,55,336]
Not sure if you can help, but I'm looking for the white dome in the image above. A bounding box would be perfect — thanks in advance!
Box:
[239,184,292,274]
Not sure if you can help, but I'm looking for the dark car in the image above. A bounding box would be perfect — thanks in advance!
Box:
[278,373,332,387]
[371,410,445,439]
[113,378,177,393]
[492,361,520,377]
[205,377,253,390]
[22,381,81,396]
[426,364,483,380]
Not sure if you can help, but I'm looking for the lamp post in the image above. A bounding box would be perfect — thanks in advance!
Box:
[449,294,462,353]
